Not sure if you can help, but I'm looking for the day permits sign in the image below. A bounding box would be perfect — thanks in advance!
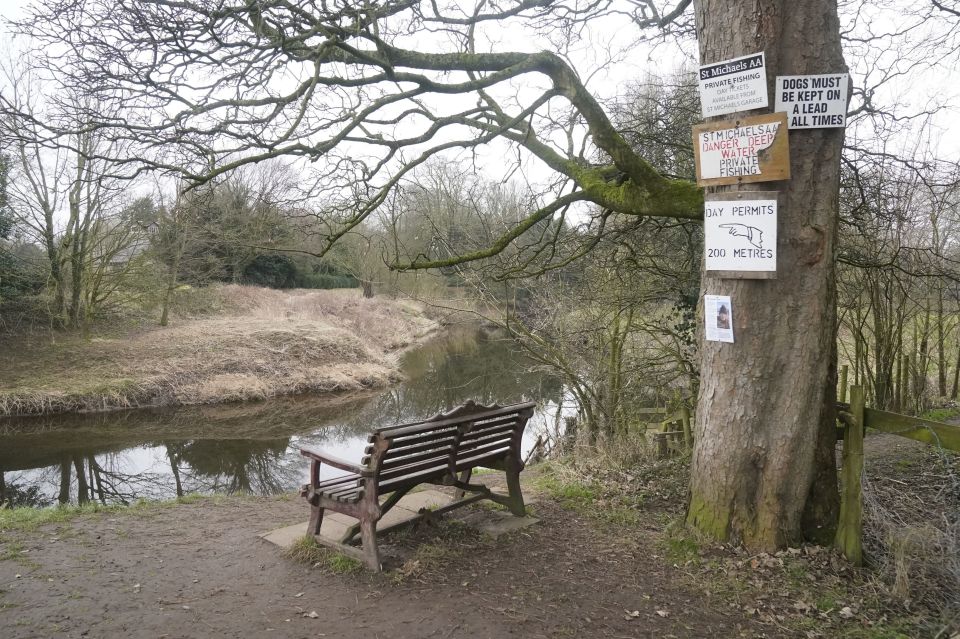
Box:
[775,74,849,129]
[693,113,789,187]
[698,52,768,118]
[704,194,778,276]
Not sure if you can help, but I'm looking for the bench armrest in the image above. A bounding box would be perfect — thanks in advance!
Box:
[300,446,372,477]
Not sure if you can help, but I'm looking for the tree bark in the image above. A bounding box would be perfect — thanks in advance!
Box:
[937,287,947,397]
[687,0,846,550]
[951,339,960,399]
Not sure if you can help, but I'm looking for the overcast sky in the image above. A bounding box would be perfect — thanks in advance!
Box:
[0,0,23,21]
[1,0,956,162]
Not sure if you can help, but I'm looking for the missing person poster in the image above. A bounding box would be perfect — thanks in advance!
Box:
[705,295,734,343]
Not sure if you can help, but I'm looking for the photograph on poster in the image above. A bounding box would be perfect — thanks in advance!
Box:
[705,295,734,343]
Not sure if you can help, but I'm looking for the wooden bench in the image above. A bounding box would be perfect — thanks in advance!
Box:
[299,400,536,570]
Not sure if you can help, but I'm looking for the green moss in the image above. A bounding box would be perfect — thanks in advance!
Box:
[685,493,731,541]
[326,552,364,575]
[919,406,960,423]
[664,536,700,564]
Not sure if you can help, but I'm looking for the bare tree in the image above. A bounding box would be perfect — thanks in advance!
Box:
[0,53,130,328]
[13,0,857,550]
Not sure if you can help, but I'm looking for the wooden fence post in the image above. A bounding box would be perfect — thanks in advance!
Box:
[835,384,865,565]
[680,406,692,451]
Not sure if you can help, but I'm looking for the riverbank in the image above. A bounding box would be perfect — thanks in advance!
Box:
[0,285,440,417]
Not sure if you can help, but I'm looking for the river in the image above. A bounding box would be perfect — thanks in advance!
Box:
[0,326,566,507]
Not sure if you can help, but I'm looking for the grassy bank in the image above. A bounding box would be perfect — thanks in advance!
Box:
[0,285,439,417]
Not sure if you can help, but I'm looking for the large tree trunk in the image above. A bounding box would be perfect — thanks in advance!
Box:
[687,0,846,550]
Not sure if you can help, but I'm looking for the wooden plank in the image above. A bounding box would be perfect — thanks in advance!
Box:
[378,457,450,483]
[376,435,456,461]
[453,447,512,472]
[863,408,960,452]
[632,408,668,415]
[386,425,459,446]
[379,443,456,471]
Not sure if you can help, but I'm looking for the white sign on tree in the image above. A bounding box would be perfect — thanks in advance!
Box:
[775,74,849,129]
[698,52,768,118]
[705,196,778,275]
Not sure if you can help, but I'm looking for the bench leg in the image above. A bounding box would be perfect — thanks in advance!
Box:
[359,518,380,571]
[505,456,526,517]
[453,468,473,501]
[308,504,325,536]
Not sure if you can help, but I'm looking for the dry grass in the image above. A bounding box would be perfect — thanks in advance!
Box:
[861,437,959,627]
[0,285,438,416]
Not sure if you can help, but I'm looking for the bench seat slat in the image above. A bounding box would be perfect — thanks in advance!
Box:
[310,473,360,491]
[457,434,513,457]
[454,439,514,464]
[378,445,456,472]
[363,437,456,467]
[454,446,512,472]
[377,464,450,494]
[379,441,516,493]
[323,483,363,503]
[381,433,457,458]
[459,422,518,444]
[385,414,516,446]
[374,402,535,437]
[376,455,453,483]
[387,425,459,447]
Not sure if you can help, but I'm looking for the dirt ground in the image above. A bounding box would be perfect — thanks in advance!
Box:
[0,486,779,639]
[1,438,953,639]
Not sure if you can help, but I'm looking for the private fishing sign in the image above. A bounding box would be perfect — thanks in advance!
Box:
[704,194,778,276]
[698,52,769,118]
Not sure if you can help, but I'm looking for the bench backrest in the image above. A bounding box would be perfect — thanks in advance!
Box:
[361,400,536,495]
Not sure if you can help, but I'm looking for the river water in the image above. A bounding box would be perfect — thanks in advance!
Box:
[0,326,565,507]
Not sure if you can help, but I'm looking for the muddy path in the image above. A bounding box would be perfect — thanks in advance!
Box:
[0,492,776,639]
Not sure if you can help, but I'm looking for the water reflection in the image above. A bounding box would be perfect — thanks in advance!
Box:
[0,326,563,506]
